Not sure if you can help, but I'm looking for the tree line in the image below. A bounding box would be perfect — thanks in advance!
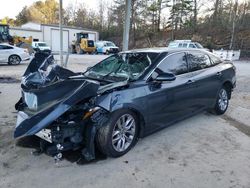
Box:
[1,0,250,52]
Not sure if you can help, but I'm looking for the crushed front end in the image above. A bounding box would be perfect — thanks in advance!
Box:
[14,52,109,161]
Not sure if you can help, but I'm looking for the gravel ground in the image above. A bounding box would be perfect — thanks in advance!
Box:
[0,55,250,188]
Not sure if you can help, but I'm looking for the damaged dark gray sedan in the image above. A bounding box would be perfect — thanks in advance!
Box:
[14,48,236,161]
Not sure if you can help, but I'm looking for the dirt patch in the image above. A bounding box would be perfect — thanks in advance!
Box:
[222,115,250,137]
[0,128,13,150]
[0,77,20,83]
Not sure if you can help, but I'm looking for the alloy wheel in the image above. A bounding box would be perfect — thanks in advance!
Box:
[112,114,136,152]
[9,56,20,65]
[218,88,228,111]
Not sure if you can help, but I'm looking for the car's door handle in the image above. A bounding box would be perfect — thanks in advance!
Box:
[186,80,194,84]
[216,71,222,76]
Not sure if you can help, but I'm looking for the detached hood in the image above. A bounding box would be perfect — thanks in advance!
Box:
[14,53,99,138]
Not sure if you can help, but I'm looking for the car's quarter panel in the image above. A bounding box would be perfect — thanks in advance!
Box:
[19,51,30,61]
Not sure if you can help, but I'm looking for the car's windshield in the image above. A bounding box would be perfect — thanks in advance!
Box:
[38,43,48,47]
[195,42,203,48]
[84,52,159,82]
[106,42,115,47]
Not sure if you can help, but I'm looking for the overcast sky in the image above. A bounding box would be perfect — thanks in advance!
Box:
[0,0,102,19]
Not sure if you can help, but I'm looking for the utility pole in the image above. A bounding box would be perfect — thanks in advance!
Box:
[122,0,132,51]
[229,0,238,50]
[59,0,64,66]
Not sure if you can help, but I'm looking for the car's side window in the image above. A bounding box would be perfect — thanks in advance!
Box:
[178,43,183,47]
[1,45,13,50]
[182,43,188,48]
[0,45,3,50]
[189,43,196,48]
[187,52,212,72]
[156,52,188,76]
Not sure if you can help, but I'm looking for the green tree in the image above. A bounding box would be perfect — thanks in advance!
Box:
[15,0,59,24]
[15,6,30,26]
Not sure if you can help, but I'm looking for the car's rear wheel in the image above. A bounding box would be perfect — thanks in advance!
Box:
[8,55,21,65]
[213,87,229,115]
[96,109,139,158]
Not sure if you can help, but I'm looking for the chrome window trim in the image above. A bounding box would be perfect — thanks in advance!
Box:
[144,51,189,81]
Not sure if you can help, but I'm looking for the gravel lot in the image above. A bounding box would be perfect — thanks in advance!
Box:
[0,54,250,188]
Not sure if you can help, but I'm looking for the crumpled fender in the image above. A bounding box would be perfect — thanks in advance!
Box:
[14,80,99,138]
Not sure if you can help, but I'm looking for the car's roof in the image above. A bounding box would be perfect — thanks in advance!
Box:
[123,47,209,54]
[97,41,114,43]
[0,43,12,46]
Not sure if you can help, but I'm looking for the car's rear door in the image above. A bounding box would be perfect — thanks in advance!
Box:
[186,51,222,108]
[145,52,198,133]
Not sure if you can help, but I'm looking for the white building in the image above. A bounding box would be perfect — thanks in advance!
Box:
[9,22,99,52]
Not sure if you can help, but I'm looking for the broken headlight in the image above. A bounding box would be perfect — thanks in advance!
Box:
[23,92,38,110]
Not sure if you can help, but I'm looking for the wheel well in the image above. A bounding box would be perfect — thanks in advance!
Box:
[223,81,233,99]
[128,108,145,138]
[8,54,21,61]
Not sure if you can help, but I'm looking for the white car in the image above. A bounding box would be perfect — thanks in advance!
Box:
[32,42,51,52]
[168,40,205,49]
[96,41,119,54]
[0,43,30,65]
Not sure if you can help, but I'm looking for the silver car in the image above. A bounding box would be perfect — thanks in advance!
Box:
[168,40,204,49]
[0,43,30,65]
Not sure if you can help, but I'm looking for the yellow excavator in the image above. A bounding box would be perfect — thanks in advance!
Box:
[0,24,33,54]
[71,33,96,54]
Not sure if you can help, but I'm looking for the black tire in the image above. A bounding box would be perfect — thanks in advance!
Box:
[96,109,139,158]
[71,45,76,54]
[8,55,21,65]
[105,50,109,55]
[213,86,230,115]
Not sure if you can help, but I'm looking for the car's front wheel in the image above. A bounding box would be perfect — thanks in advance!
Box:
[96,109,139,158]
[8,55,21,65]
[213,87,229,115]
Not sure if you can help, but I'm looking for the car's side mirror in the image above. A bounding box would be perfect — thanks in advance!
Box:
[155,72,176,82]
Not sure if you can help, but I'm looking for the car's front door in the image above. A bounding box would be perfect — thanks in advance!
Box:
[144,52,198,133]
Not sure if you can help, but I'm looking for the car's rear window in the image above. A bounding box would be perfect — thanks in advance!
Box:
[210,54,222,65]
